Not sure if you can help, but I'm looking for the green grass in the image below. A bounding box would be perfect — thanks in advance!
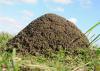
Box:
[0,22,100,71]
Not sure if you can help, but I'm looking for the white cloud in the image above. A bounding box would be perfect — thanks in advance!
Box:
[19,0,37,4]
[44,0,73,12]
[54,7,64,12]
[44,3,65,12]
[68,18,77,24]
[22,10,34,17]
[53,0,73,4]
[0,29,2,32]
[0,0,37,5]
[0,0,14,5]
[21,10,34,21]
[0,17,21,29]
[44,0,73,5]
[0,16,22,34]
[79,0,92,8]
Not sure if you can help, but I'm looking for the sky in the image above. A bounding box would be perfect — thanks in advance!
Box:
[0,0,100,44]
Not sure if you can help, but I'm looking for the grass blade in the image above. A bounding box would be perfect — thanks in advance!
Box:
[89,34,100,45]
[85,22,100,34]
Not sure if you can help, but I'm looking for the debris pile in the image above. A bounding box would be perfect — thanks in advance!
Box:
[7,13,89,55]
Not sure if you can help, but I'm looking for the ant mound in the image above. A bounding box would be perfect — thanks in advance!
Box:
[7,13,89,55]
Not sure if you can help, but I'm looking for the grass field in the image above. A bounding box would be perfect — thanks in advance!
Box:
[0,22,100,71]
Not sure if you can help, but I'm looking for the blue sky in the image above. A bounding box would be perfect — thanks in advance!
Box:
[0,0,100,41]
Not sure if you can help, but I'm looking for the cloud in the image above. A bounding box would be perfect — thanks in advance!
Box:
[44,0,73,5]
[54,7,64,12]
[22,10,34,17]
[19,0,37,4]
[44,0,73,12]
[21,10,34,21]
[53,0,73,4]
[68,18,77,24]
[0,17,21,29]
[0,0,37,5]
[0,29,2,32]
[0,16,23,34]
[0,0,14,5]
[79,0,92,8]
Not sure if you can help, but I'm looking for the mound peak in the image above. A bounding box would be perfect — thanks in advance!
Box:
[7,13,89,55]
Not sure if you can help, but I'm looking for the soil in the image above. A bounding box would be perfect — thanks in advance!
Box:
[7,13,89,55]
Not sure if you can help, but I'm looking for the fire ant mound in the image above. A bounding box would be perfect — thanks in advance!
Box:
[7,13,89,55]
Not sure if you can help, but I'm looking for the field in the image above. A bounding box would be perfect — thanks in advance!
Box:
[0,22,100,71]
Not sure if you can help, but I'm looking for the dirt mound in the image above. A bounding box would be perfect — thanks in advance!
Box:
[7,13,89,55]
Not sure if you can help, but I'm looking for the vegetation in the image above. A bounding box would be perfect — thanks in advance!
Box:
[0,22,100,71]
